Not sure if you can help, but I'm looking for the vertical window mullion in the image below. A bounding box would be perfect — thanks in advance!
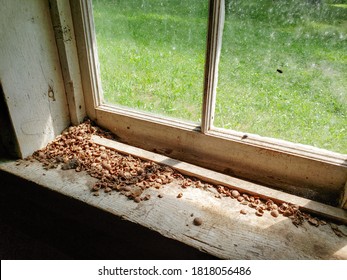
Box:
[82,0,103,108]
[201,0,224,134]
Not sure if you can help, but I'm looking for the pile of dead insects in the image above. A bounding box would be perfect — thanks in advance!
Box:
[24,120,343,233]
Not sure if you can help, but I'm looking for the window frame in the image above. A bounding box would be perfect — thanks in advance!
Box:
[70,0,347,208]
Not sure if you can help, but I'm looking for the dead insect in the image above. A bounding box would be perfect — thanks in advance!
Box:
[256,208,264,217]
[270,209,279,218]
[231,190,240,198]
[283,209,293,217]
[104,187,112,193]
[61,158,79,170]
[193,217,203,226]
[308,217,319,227]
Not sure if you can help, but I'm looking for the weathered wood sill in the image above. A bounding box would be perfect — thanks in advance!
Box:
[0,156,346,260]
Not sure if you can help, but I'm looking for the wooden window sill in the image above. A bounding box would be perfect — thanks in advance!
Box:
[0,143,346,259]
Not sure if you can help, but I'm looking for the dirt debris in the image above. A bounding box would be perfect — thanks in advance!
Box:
[177,192,183,198]
[27,120,331,230]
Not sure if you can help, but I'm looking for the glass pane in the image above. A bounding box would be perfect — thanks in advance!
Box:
[216,0,347,154]
[93,0,209,123]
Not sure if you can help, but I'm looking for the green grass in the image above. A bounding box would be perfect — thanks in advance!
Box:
[217,0,347,153]
[93,0,347,154]
[93,0,208,120]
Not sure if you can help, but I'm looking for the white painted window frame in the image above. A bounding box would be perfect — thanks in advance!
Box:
[70,0,347,208]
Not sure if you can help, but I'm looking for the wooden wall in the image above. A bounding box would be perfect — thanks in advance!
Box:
[0,0,70,158]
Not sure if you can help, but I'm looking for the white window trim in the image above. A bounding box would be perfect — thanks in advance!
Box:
[70,0,347,208]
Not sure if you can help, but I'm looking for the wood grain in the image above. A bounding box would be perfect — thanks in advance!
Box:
[1,159,346,259]
[92,135,347,224]
[95,107,347,207]
[49,0,86,125]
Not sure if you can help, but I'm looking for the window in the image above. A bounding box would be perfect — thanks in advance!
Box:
[71,0,347,208]
[215,0,347,154]
[93,0,209,123]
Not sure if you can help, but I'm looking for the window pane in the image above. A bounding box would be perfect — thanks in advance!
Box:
[93,0,209,123]
[216,0,347,154]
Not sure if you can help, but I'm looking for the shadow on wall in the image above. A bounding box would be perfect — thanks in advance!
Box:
[0,0,71,158]
[0,83,20,158]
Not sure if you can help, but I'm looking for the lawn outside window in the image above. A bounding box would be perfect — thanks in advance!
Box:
[70,0,347,208]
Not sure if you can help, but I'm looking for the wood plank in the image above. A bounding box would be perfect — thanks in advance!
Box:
[49,0,86,125]
[341,181,347,210]
[92,135,347,225]
[95,107,347,207]
[0,159,346,259]
[69,0,99,120]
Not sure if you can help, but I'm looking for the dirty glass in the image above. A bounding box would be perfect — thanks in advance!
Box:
[215,0,347,154]
[93,0,209,123]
